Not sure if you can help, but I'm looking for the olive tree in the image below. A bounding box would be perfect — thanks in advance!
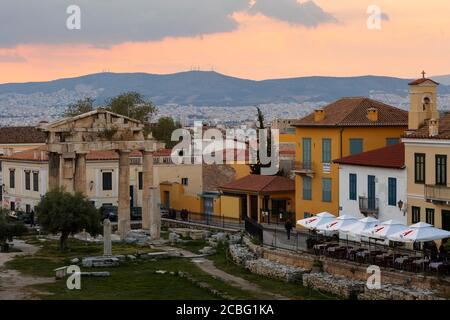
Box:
[36,190,101,250]
[0,209,27,252]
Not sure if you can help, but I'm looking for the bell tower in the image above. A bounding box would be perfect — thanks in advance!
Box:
[408,71,439,131]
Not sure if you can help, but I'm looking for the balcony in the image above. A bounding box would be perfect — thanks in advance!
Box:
[359,196,379,218]
[293,161,315,175]
[425,185,450,205]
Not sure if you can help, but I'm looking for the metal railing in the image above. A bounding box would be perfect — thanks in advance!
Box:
[359,196,379,215]
[244,216,263,243]
[425,185,450,203]
[293,161,315,174]
[164,209,244,229]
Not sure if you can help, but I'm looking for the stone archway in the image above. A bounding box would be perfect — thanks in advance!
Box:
[37,108,162,239]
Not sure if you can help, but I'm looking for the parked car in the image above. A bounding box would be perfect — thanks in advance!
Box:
[130,207,142,221]
[8,210,33,224]
[100,205,118,222]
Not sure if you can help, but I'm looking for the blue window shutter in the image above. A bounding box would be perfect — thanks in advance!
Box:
[388,178,397,206]
[349,174,357,200]
[349,139,363,155]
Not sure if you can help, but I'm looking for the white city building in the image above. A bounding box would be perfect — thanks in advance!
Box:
[334,143,407,224]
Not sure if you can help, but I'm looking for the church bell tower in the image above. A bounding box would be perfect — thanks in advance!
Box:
[408,71,439,131]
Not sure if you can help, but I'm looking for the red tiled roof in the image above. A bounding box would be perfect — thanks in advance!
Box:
[0,148,172,162]
[220,175,295,193]
[294,97,408,127]
[333,143,405,169]
[405,112,450,139]
[408,78,439,86]
[0,126,46,144]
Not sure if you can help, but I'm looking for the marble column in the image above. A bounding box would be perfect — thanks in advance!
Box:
[48,152,60,191]
[118,150,131,239]
[141,150,154,230]
[103,218,112,257]
[74,153,87,194]
[149,187,161,240]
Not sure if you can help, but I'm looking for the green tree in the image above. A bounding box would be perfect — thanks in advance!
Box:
[151,117,182,148]
[36,190,101,250]
[0,209,27,252]
[64,97,95,117]
[250,107,273,175]
[105,92,157,136]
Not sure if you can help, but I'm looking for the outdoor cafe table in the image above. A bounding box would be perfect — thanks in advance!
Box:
[412,258,430,272]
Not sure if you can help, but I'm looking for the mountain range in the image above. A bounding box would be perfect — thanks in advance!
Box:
[1,71,450,107]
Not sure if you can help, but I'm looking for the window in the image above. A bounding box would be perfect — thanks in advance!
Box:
[322,178,332,202]
[181,178,189,186]
[25,171,31,190]
[303,176,312,200]
[386,138,400,146]
[10,202,15,211]
[33,172,39,192]
[349,174,357,200]
[426,208,435,225]
[303,212,311,218]
[302,138,312,166]
[322,139,331,163]
[388,177,397,206]
[349,139,363,155]
[26,204,31,214]
[436,155,447,186]
[138,172,143,190]
[412,206,421,224]
[414,153,426,184]
[9,169,15,189]
[102,172,112,191]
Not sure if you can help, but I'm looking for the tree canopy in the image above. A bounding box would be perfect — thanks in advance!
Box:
[36,190,101,250]
[151,117,182,148]
[63,97,95,117]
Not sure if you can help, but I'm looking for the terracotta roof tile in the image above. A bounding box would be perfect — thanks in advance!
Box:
[408,78,439,86]
[334,143,405,169]
[0,126,46,144]
[406,112,450,139]
[220,175,295,193]
[294,97,408,127]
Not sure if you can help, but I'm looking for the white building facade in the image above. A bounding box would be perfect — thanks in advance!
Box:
[335,143,407,224]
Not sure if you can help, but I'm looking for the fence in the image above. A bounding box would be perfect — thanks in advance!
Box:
[263,228,309,252]
[244,217,264,243]
[165,209,244,230]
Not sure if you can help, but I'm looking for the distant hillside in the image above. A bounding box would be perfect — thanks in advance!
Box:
[1,71,449,107]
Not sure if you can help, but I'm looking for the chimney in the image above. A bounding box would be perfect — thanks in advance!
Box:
[367,108,378,122]
[314,109,325,122]
[429,118,439,137]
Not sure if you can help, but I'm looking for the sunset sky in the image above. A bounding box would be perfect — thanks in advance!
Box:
[1,0,450,83]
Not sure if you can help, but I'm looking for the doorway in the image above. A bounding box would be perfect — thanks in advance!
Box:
[442,210,450,231]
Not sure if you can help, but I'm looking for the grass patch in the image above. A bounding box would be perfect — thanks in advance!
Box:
[5,237,261,300]
[208,244,338,300]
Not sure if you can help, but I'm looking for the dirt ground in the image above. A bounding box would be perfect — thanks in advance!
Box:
[0,240,54,300]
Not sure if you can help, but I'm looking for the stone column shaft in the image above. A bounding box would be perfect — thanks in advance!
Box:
[141,151,154,230]
[118,150,131,239]
[48,152,60,191]
[74,153,87,194]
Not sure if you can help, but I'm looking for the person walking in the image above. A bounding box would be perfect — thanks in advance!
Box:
[285,219,293,240]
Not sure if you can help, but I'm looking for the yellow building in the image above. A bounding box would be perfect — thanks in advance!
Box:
[403,76,450,233]
[293,97,408,221]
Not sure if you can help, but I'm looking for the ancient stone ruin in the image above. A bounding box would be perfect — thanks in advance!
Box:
[37,108,162,239]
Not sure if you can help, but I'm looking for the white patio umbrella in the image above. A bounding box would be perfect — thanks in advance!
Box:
[388,222,450,243]
[297,212,336,230]
[316,214,358,232]
[340,217,380,242]
[361,219,408,240]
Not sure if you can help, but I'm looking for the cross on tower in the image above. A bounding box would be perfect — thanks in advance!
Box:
[422,70,426,79]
